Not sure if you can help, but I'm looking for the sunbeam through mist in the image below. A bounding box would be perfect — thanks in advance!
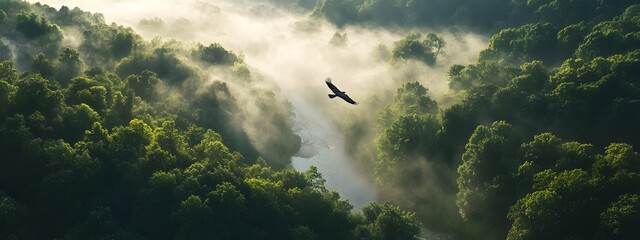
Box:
[7,1,640,239]
[31,0,486,211]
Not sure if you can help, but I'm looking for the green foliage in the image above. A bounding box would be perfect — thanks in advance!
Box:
[313,0,640,32]
[370,5,640,238]
[65,76,108,112]
[392,81,438,115]
[0,80,13,120]
[55,48,84,85]
[375,81,442,185]
[391,33,444,65]
[0,193,18,238]
[176,195,213,239]
[125,70,159,101]
[507,169,598,240]
[355,202,421,240]
[0,4,424,239]
[62,207,140,240]
[557,21,589,57]
[116,49,195,86]
[268,0,318,11]
[575,5,640,59]
[330,32,348,47]
[11,74,63,122]
[193,43,239,65]
[61,104,100,142]
[600,194,640,239]
[312,0,359,27]
[81,23,141,65]
[448,61,519,92]
[314,0,511,30]
[0,61,18,83]
[52,5,105,27]
[480,23,562,65]
[456,121,520,235]
[5,0,640,239]
[15,10,61,39]
[32,52,54,78]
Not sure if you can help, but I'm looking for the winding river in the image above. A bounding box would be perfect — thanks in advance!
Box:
[32,0,380,210]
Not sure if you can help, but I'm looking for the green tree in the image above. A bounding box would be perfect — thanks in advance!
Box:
[116,49,195,86]
[32,52,54,78]
[15,11,61,39]
[0,193,18,239]
[593,143,640,198]
[0,61,18,83]
[457,121,520,236]
[447,61,519,92]
[391,33,442,65]
[193,43,238,65]
[393,81,438,115]
[600,194,640,240]
[61,104,101,142]
[575,5,640,59]
[62,207,140,240]
[329,32,348,47]
[0,80,14,120]
[133,171,178,239]
[556,21,588,58]
[177,195,213,239]
[312,0,358,27]
[56,48,84,85]
[11,74,64,123]
[109,118,152,162]
[507,169,598,240]
[479,23,558,64]
[356,202,421,240]
[65,76,108,112]
[126,70,159,101]
[206,182,246,217]
[80,23,141,65]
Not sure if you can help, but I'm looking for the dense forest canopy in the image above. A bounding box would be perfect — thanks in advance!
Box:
[337,1,640,240]
[311,0,640,32]
[2,0,640,239]
[0,0,422,239]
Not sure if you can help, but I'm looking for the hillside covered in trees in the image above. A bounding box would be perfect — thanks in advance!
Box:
[0,1,422,239]
[329,1,640,240]
[312,0,640,32]
[2,0,640,240]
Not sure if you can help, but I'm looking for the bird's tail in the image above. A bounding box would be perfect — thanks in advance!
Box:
[328,94,337,98]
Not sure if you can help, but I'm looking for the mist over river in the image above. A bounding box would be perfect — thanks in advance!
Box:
[289,99,377,210]
[31,0,483,212]
[31,0,388,209]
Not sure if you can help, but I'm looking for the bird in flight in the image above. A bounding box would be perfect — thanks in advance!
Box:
[325,78,358,105]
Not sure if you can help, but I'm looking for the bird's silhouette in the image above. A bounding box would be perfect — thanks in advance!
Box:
[325,78,357,105]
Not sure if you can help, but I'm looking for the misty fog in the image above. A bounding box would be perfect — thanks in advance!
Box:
[30,0,487,210]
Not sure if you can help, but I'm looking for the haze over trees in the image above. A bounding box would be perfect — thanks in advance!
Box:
[2,0,640,239]
[0,1,420,239]
[334,2,640,239]
[312,0,640,32]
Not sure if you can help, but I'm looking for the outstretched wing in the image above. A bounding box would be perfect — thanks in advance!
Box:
[339,93,358,105]
[325,78,341,94]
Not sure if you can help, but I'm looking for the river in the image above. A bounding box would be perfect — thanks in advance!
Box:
[289,100,377,210]
[32,0,382,210]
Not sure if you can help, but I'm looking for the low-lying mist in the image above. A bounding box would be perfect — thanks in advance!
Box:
[33,0,487,213]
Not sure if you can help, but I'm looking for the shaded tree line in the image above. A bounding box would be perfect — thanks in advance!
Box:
[311,0,640,33]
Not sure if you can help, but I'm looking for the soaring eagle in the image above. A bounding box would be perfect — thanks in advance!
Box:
[325,78,358,105]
